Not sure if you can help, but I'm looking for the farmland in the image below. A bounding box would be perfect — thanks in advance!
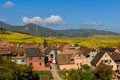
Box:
[0,31,120,48]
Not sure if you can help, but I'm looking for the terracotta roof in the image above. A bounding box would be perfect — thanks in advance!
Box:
[91,51,105,66]
[26,48,43,57]
[61,48,79,54]
[58,44,70,51]
[57,54,74,65]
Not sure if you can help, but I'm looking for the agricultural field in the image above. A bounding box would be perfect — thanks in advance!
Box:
[0,31,120,48]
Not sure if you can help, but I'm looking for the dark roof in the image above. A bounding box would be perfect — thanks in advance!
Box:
[26,48,43,57]
[100,47,115,52]
[110,53,120,64]
[57,54,74,65]
[91,51,105,66]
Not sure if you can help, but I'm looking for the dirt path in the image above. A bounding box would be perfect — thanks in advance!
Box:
[50,64,63,80]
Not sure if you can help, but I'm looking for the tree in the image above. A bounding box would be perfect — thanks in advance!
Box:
[65,65,95,80]
[0,57,39,80]
[43,40,48,48]
[74,44,79,47]
[95,64,113,80]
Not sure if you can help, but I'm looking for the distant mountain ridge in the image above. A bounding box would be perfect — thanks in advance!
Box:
[0,21,119,37]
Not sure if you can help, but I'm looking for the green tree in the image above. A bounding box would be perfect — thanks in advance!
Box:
[43,40,48,48]
[62,65,96,80]
[0,57,39,80]
[95,64,113,80]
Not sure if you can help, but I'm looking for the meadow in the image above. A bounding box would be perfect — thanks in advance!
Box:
[0,31,120,48]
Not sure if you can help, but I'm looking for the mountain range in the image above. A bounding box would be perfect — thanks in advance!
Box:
[0,21,119,37]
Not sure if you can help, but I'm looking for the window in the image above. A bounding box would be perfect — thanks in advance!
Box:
[101,60,104,63]
[3,44,6,47]
[30,63,32,66]
[39,62,41,65]
[12,53,17,57]
[21,59,25,62]
[20,53,23,56]
[117,65,120,69]
[76,63,78,65]
[104,60,108,63]
[105,55,107,57]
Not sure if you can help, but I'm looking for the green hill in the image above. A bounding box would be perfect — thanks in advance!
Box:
[0,28,119,47]
[0,21,119,37]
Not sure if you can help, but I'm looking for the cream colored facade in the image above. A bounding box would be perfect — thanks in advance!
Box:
[96,52,117,70]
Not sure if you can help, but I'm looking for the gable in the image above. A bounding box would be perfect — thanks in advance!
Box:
[96,52,116,66]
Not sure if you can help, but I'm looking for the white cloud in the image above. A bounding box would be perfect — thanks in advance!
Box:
[22,15,64,26]
[22,17,43,25]
[44,15,63,25]
[3,1,14,8]
[0,18,7,22]
[81,21,104,27]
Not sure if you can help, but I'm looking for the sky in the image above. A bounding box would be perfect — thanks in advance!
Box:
[0,0,120,32]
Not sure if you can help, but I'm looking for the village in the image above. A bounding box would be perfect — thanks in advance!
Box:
[0,40,120,79]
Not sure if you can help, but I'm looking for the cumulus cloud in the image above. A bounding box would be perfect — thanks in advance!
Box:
[0,18,7,22]
[44,15,63,25]
[3,1,14,8]
[22,17,43,25]
[81,21,104,27]
[22,15,64,26]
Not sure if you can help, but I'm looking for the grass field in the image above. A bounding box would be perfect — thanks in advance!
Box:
[0,31,120,48]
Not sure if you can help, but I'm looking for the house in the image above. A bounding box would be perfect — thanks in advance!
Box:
[57,51,87,70]
[26,48,50,70]
[86,49,97,66]
[48,49,61,64]
[91,51,120,71]
[11,47,26,64]
[0,50,11,59]
[0,41,14,50]
[114,49,120,53]
[44,46,61,64]
[110,53,120,70]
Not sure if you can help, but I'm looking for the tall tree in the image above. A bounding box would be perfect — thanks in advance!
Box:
[43,40,48,48]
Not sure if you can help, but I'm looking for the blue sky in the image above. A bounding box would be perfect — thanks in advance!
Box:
[0,0,120,32]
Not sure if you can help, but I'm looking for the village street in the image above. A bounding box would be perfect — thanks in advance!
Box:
[50,64,63,80]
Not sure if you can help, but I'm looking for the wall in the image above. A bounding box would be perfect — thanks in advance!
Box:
[26,57,50,70]
[59,64,79,70]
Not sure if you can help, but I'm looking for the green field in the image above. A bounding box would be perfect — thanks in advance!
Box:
[0,31,120,48]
